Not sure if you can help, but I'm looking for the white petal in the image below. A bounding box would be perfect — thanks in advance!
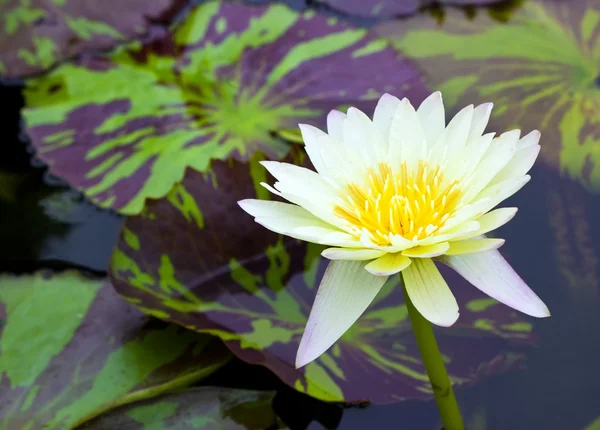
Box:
[462,207,518,239]
[402,242,450,258]
[445,104,474,154]
[462,130,520,202]
[343,107,385,166]
[516,129,541,150]
[239,199,355,247]
[260,161,344,226]
[417,91,445,147]
[365,253,412,276]
[293,227,362,247]
[389,98,426,167]
[296,260,388,367]
[238,199,305,218]
[402,258,459,327]
[439,250,550,318]
[458,132,495,181]
[299,124,329,175]
[417,220,481,246]
[373,93,401,146]
[471,175,531,215]
[297,125,356,185]
[322,247,386,261]
[467,102,493,141]
[488,142,540,187]
[327,110,346,141]
[445,238,505,255]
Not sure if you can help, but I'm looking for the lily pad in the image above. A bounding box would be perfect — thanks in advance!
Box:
[316,0,501,19]
[0,271,231,429]
[110,154,535,404]
[81,388,286,429]
[0,0,184,79]
[22,1,427,215]
[375,0,600,191]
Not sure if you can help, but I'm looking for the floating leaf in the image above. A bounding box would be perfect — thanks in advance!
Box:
[585,416,600,430]
[110,155,534,403]
[81,388,286,429]
[375,0,600,190]
[0,0,184,79]
[316,0,501,19]
[22,1,427,215]
[0,271,231,429]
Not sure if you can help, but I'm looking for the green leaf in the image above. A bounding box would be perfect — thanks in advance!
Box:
[81,388,287,430]
[22,1,427,214]
[0,271,231,429]
[0,0,183,78]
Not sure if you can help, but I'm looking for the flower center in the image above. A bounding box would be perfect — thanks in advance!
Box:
[334,161,463,246]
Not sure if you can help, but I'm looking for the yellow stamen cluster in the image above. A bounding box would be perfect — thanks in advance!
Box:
[334,161,463,246]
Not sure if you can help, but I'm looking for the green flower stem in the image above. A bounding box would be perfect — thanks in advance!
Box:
[402,281,465,430]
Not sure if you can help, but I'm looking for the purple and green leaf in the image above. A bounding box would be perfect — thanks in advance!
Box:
[81,388,286,430]
[22,1,427,215]
[316,0,502,19]
[0,0,184,79]
[375,0,600,191]
[0,271,231,429]
[110,153,535,404]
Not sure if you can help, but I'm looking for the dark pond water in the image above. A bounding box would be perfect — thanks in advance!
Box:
[1,0,600,429]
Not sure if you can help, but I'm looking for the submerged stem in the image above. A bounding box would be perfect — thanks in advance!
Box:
[402,280,465,430]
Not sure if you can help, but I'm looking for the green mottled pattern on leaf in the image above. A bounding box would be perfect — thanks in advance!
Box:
[83,388,286,429]
[0,0,183,78]
[0,272,230,429]
[22,1,426,214]
[376,0,600,191]
[110,155,535,403]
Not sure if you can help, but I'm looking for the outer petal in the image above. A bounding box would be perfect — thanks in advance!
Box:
[416,91,445,147]
[439,250,550,318]
[402,258,459,327]
[471,175,531,216]
[462,207,518,239]
[462,130,520,202]
[296,260,388,368]
[322,248,386,261]
[239,200,359,247]
[488,139,541,187]
[445,238,505,255]
[365,253,411,276]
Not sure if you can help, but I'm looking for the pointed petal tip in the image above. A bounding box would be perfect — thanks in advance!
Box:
[432,311,460,327]
[295,351,313,369]
[237,199,253,212]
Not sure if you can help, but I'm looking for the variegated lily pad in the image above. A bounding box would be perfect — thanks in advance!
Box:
[22,1,427,215]
[0,0,183,79]
[0,271,231,429]
[110,154,535,403]
[82,388,286,429]
[375,0,600,191]
[317,0,501,19]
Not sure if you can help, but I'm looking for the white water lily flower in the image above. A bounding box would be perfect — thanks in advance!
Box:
[238,92,550,368]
